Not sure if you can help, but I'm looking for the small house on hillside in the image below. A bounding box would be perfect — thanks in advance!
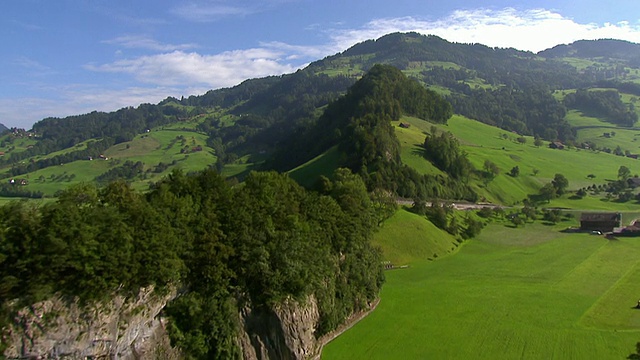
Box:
[399,123,411,129]
[628,177,640,188]
[549,141,565,150]
[580,212,622,233]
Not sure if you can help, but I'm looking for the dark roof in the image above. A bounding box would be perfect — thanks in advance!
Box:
[580,212,621,222]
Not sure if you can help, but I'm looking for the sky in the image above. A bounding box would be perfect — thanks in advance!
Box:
[3,1,640,129]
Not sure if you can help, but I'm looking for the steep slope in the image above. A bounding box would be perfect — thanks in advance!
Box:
[272,64,476,201]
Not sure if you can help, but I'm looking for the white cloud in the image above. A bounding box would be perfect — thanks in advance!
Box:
[103,35,197,52]
[86,49,298,88]
[324,8,640,53]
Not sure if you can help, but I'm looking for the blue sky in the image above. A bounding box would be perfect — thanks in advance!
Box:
[3,0,640,129]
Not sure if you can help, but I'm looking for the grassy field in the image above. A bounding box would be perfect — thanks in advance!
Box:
[322,221,640,359]
[371,208,460,265]
[399,115,640,206]
[0,127,217,197]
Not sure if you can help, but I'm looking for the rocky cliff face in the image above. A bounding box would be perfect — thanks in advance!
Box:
[2,286,179,360]
[3,292,327,360]
[237,295,321,360]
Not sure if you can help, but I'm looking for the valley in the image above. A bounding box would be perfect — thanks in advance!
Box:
[323,217,640,359]
[4,32,640,359]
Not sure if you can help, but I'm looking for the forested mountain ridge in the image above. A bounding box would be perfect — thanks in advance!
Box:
[3,33,640,199]
[540,38,640,64]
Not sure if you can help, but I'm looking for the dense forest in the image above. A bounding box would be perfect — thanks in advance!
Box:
[0,168,385,358]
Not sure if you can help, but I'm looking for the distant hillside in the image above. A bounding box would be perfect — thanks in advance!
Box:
[539,39,640,64]
[3,33,640,203]
[0,123,7,134]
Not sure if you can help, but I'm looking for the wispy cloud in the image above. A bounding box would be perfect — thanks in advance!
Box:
[103,35,197,52]
[171,0,300,22]
[14,56,51,72]
[86,49,297,88]
[171,2,256,22]
[11,19,43,31]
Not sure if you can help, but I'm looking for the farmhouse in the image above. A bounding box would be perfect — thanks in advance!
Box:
[627,177,640,188]
[549,141,565,150]
[580,212,622,233]
[399,122,411,129]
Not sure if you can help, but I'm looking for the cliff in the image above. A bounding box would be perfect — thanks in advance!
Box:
[2,286,180,360]
[3,291,373,359]
[238,296,321,360]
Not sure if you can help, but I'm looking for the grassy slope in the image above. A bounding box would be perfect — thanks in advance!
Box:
[323,221,640,359]
[0,125,217,197]
[402,115,640,207]
[287,113,640,209]
[288,146,342,187]
[371,208,460,265]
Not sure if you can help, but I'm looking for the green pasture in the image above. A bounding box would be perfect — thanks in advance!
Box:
[288,146,342,188]
[393,120,444,177]
[0,135,38,157]
[322,222,640,359]
[5,128,217,197]
[401,115,640,206]
[372,208,460,265]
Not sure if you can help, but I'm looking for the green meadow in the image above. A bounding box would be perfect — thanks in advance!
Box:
[322,221,640,359]
[395,115,640,207]
[371,208,460,265]
[0,126,217,197]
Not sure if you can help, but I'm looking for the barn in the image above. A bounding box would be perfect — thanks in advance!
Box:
[579,212,622,233]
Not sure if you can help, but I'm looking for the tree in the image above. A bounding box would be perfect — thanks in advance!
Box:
[539,183,557,203]
[483,160,500,181]
[521,205,537,221]
[510,214,524,227]
[618,165,631,181]
[534,137,543,147]
[543,209,562,223]
[509,166,520,177]
[552,173,569,195]
[532,168,539,176]
[462,215,484,239]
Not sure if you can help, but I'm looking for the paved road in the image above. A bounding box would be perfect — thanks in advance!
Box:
[396,199,505,210]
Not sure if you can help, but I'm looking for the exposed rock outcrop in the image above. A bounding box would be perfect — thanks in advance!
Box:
[238,296,321,360]
[2,286,179,360]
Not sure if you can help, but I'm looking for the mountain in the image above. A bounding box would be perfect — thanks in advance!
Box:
[539,38,640,64]
[0,123,7,134]
[2,33,640,200]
